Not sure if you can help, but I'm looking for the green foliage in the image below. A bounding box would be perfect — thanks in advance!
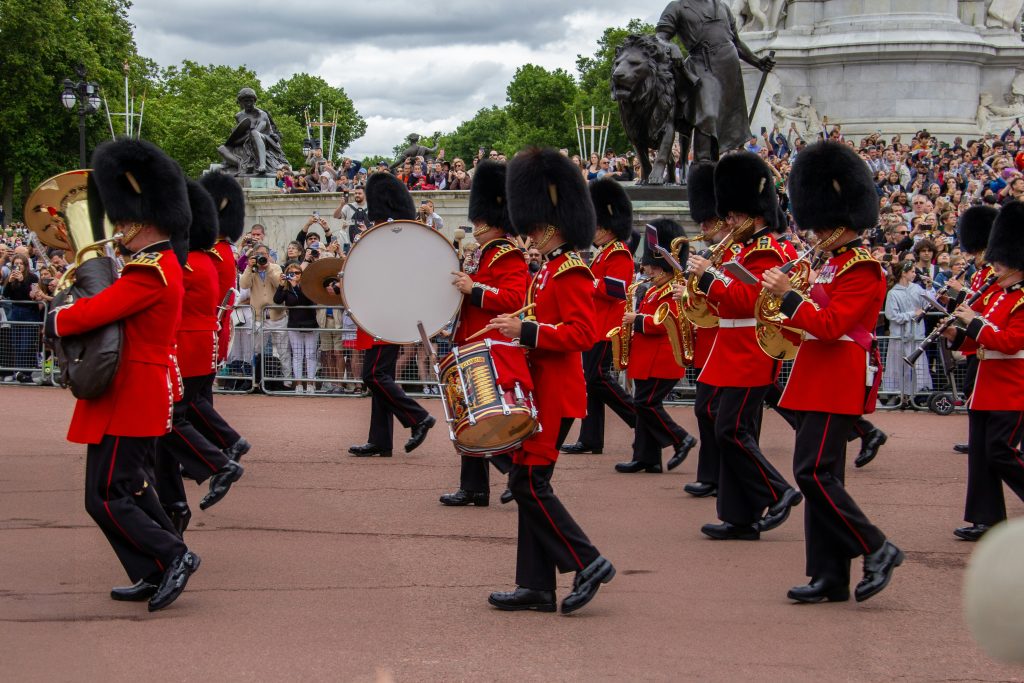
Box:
[504,64,578,152]
[436,106,510,161]
[265,73,366,156]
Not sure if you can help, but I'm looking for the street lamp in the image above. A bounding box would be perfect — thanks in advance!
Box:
[61,65,101,168]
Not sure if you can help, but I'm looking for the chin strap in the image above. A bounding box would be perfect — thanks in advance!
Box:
[534,225,557,252]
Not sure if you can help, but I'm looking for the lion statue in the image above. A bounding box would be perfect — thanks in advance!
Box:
[611,34,691,185]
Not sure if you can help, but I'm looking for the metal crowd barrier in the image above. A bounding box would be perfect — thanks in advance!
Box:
[0,300,49,386]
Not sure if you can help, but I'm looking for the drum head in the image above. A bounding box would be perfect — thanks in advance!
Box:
[342,220,462,343]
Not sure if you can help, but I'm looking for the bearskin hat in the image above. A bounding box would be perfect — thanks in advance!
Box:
[199,171,245,242]
[714,151,780,232]
[985,200,1024,272]
[589,177,633,241]
[957,205,998,255]
[627,228,642,255]
[468,160,511,232]
[642,218,685,268]
[185,180,218,252]
[90,138,190,241]
[506,147,596,250]
[366,172,416,224]
[687,162,718,225]
[788,141,878,233]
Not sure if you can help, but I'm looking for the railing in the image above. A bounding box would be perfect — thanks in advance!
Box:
[0,299,977,415]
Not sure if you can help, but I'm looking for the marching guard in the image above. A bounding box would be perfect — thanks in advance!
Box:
[946,200,1024,542]
[348,172,436,457]
[762,140,903,603]
[45,139,200,611]
[439,159,529,507]
[485,148,615,614]
[561,178,638,456]
[615,218,697,473]
[687,152,802,540]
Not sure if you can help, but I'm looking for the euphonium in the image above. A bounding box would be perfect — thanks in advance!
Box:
[668,236,696,366]
[607,275,651,371]
[754,228,844,361]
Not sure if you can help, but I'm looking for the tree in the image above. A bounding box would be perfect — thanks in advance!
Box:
[266,73,366,157]
[504,64,578,153]
[436,106,510,161]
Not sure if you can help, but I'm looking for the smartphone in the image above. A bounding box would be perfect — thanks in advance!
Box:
[312,210,319,218]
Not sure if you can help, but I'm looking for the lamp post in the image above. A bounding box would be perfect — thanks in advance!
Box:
[61,65,102,168]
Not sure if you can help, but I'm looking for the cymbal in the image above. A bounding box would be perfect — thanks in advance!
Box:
[302,256,345,306]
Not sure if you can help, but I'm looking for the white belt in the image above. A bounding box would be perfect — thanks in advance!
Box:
[803,333,854,342]
[978,349,1024,360]
[718,318,756,328]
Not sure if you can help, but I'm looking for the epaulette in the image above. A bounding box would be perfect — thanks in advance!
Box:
[656,282,675,300]
[553,252,592,279]
[836,248,882,278]
[485,240,522,267]
[1012,291,1024,314]
[748,235,785,260]
[729,244,743,256]
[606,240,631,256]
[206,247,224,262]
[122,251,168,286]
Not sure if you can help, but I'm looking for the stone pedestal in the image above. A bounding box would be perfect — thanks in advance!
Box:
[739,0,1024,140]
[624,185,695,236]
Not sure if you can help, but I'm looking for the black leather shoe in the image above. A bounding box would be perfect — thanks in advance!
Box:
[148,551,201,612]
[164,501,191,536]
[854,540,904,602]
[224,437,251,462]
[787,578,850,604]
[199,460,244,510]
[757,488,803,532]
[405,416,436,453]
[614,460,662,473]
[684,482,717,498]
[562,556,616,614]
[560,442,603,455]
[500,489,514,505]
[954,524,992,542]
[854,429,887,468]
[953,443,969,454]
[666,434,698,471]
[348,443,393,457]
[488,587,556,612]
[700,522,760,540]
[110,579,159,602]
[439,489,489,507]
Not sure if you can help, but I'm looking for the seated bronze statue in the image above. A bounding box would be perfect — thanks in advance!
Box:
[217,88,289,177]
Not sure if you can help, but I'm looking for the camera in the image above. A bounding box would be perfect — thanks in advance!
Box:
[312,210,319,218]
[256,255,268,267]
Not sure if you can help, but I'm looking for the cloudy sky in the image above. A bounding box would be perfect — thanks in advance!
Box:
[129,1,664,159]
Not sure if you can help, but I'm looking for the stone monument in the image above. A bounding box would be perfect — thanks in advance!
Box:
[217,88,289,177]
[737,0,1024,139]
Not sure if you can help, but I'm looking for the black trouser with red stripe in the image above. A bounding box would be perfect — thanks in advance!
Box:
[84,435,187,583]
[632,377,689,465]
[363,344,430,451]
[460,454,512,494]
[576,341,636,449]
[188,373,242,451]
[693,381,721,485]
[765,382,878,443]
[793,412,886,585]
[511,419,600,591]
[965,409,1024,526]
[155,377,231,505]
[715,385,794,526]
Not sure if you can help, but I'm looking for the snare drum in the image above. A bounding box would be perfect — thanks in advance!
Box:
[341,220,462,343]
[437,339,539,456]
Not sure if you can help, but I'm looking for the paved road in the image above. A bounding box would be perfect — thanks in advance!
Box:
[1,388,1020,681]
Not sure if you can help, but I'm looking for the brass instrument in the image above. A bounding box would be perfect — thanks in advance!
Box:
[24,170,124,399]
[754,228,844,361]
[302,256,345,306]
[652,300,687,368]
[668,236,695,366]
[680,218,754,328]
[607,275,650,371]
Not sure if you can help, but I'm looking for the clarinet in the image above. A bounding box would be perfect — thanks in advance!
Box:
[912,268,969,324]
[903,274,998,366]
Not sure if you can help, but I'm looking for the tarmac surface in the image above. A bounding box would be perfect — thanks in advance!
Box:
[2,386,1022,682]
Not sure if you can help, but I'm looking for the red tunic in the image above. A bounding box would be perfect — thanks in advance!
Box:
[958,283,1024,411]
[691,243,740,370]
[209,241,237,363]
[516,250,597,465]
[52,245,184,444]
[697,233,786,387]
[961,265,1000,360]
[589,240,634,337]
[176,250,219,378]
[779,247,886,416]
[628,280,685,381]
[453,239,529,344]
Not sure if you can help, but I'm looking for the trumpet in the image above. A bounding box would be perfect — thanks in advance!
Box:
[754,228,844,361]
[607,275,650,371]
[904,274,998,366]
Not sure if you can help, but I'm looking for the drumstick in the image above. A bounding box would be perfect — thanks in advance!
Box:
[464,304,536,342]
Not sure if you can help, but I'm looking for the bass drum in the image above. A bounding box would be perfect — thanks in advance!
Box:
[341,220,462,343]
